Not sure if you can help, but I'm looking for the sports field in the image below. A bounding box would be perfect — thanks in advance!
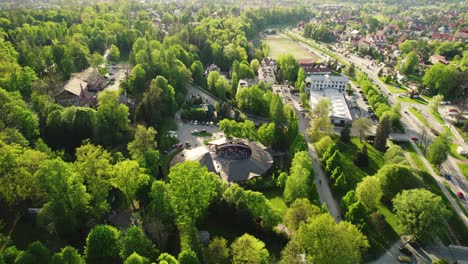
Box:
[262,36,319,62]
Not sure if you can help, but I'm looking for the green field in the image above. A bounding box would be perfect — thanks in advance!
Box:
[457,163,468,180]
[262,36,319,61]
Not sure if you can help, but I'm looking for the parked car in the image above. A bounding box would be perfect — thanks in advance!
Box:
[185,141,191,147]
[397,255,411,263]
[194,120,198,125]
[200,129,207,133]
[191,129,199,134]
[410,137,418,141]
[175,143,183,148]
[399,246,412,256]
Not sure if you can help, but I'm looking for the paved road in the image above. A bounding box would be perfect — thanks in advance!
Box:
[275,85,343,222]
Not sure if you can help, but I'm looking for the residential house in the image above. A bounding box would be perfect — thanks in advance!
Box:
[430,54,449,65]
[366,34,387,47]
[453,30,468,43]
[204,64,221,77]
[432,32,452,41]
[55,78,92,106]
[299,59,316,74]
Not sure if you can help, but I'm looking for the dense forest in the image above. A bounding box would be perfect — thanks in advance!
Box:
[0,2,355,264]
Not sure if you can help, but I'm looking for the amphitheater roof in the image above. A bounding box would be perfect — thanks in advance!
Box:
[170,138,273,182]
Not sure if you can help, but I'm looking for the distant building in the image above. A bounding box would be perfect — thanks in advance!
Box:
[299,59,315,74]
[237,79,256,89]
[308,66,333,76]
[430,54,449,65]
[366,34,387,47]
[432,32,452,41]
[204,64,220,77]
[453,30,468,43]
[305,74,348,92]
[55,78,92,106]
[261,57,278,71]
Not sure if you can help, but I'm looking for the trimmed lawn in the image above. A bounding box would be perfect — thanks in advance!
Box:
[402,142,429,173]
[398,96,428,105]
[262,36,319,61]
[432,111,445,125]
[457,163,468,180]
[409,107,429,128]
[376,203,403,235]
[450,143,467,161]
[264,189,288,214]
[337,138,385,184]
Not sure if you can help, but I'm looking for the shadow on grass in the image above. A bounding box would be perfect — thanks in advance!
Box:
[198,201,288,261]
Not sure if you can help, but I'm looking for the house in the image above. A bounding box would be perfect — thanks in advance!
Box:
[299,59,316,74]
[308,66,332,75]
[430,54,449,65]
[307,74,352,126]
[432,32,452,41]
[305,74,348,92]
[366,34,387,47]
[55,78,92,106]
[453,31,468,43]
[204,64,220,77]
[261,57,278,71]
[237,79,256,90]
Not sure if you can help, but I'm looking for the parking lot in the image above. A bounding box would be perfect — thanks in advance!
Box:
[174,113,223,149]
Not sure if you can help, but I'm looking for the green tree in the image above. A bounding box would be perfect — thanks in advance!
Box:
[238,62,255,80]
[345,201,368,230]
[375,164,423,202]
[203,237,230,264]
[178,250,199,264]
[207,71,220,92]
[426,135,450,168]
[157,253,178,264]
[384,145,409,165]
[340,123,351,143]
[315,136,333,157]
[373,114,391,151]
[400,51,418,75]
[283,198,321,232]
[120,226,157,261]
[231,234,269,264]
[95,90,130,146]
[108,44,120,63]
[124,253,150,264]
[393,189,450,241]
[75,143,113,219]
[308,98,333,142]
[167,161,220,224]
[35,159,91,236]
[250,59,260,74]
[283,213,369,264]
[257,122,275,146]
[89,52,107,75]
[423,63,462,99]
[278,54,299,83]
[284,151,316,204]
[428,94,444,114]
[51,246,85,264]
[85,225,121,264]
[14,241,50,264]
[190,61,204,87]
[112,160,150,208]
[128,125,160,177]
[352,118,373,141]
[123,64,147,95]
[355,176,382,210]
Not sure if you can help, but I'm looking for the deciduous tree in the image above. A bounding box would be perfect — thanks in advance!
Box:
[203,237,230,264]
[283,198,321,232]
[373,114,391,151]
[393,189,450,241]
[231,234,269,264]
[355,176,382,210]
[85,225,121,264]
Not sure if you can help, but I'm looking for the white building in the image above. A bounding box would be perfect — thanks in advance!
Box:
[305,74,348,92]
[307,74,352,126]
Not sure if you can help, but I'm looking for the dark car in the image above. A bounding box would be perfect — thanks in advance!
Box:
[444,174,452,181]
[399,246,412,256]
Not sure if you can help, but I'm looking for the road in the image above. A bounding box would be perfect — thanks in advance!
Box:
[274,85,343,222]
[285,29,468,226]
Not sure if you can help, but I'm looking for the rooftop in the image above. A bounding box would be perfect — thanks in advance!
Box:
[310,89,352,122]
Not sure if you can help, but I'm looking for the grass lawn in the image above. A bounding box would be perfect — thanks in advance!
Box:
[376,203,403,235]
[450,143,467,161]
[409,107,429,128]
[264,189,288,214]
[457,163,468,180]
[443,182,468,215]
[337,138,385,184]
[398,96,428,105]
[263,36,319,61]
[191,131,213,137]
[402,142,429,173]
[432,111,445,125]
